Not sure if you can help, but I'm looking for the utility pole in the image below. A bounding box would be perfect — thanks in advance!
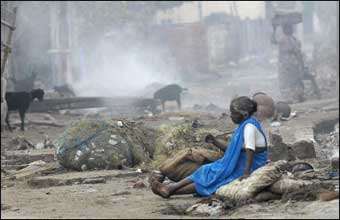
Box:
[337,2,339,100]
[48,1,72,86]
[198,1,203,22]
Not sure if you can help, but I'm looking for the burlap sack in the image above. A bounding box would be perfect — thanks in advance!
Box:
[55,120,154,171]
[270,176,314,194]
[216,160,288,202]
[159,148,223,182]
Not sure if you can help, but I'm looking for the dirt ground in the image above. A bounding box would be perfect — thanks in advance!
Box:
[1,64,339,219]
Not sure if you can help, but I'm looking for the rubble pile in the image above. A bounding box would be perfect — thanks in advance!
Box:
[185,160,337,217]
[55,119,156,171]
[314,123,339,160]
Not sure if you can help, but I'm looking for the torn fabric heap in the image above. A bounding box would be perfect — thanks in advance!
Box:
[188,117,268,196]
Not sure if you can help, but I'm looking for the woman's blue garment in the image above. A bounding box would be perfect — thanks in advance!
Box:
[187,117,268,196]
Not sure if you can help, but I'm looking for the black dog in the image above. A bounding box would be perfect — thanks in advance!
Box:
[4,88,44,131]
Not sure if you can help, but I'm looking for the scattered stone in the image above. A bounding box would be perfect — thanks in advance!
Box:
[81,164,87,171]
[271,121,281,128]
[43,134,55,148]
[10,136,35,150]
[43,114,56,122]
[186,198,224,216]
[268,132,296,162]
[205,103,223,113]
[291,140,316,159]
[319,191,339,201]
[1,204,12,210]
[111,191,131,196]
[35,143,45,150]
[133,180,146,189]
[275,101,291,118]
[83,178,106,184]
[331,157,339,171]
[111,197,126,203]
[85,188,97,193]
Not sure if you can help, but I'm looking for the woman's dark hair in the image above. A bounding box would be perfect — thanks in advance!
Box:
[230,96,257,117]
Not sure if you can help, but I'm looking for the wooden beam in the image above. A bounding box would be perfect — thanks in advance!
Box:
[1,19,16,31]
[29,97,148,113]
[1,41,12,50]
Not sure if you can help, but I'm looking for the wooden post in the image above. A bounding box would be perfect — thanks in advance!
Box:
[337,2,339,100]
[1,7,17,77]
[1,6,17,126]
[48,2,72,86]
[197,2,202,22]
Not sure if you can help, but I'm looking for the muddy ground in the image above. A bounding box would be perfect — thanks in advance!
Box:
[1,64,339,219]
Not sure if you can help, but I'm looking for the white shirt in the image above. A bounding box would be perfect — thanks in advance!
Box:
[243,123,266,151]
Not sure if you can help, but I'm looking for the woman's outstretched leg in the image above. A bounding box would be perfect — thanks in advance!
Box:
[151,178,194,198]
[172,182,196,195]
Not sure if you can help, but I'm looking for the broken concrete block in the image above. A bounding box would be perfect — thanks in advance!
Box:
[268,132,296,162]
[291,140,316,159]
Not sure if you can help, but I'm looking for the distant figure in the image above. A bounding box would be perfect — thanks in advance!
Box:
[153,84,187,112]
[273,24,305,103]
[4,88,45,132]
[54,84,76,98]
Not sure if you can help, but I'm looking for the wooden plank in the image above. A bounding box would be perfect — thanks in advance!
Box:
[29,97,147,112]
[3,162,60,180]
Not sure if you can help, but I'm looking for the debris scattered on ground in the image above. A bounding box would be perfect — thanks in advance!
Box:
[83,178,106,184]
[133,180,146,189]
[9,136,35,150]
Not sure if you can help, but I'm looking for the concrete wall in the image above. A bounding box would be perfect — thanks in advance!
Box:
[155,1,264,24]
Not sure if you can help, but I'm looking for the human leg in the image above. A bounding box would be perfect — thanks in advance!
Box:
[171,182,196,195]
[151,178,194,198]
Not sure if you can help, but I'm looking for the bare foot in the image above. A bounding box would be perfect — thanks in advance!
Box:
[151,181,171,198]
[149,172,165,184]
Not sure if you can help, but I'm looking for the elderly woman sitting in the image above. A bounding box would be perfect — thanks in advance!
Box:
[151,96,268,198]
